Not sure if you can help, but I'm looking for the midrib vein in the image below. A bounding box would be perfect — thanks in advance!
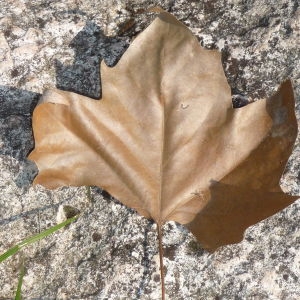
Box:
[158,26,169,225]
[158,97,165,225]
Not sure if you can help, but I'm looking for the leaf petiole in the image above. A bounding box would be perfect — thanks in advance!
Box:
[157,224,165,300]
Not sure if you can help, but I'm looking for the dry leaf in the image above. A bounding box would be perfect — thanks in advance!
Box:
[29,13,298,252]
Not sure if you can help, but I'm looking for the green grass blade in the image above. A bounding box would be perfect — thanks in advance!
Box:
[15,258,25,300]
[0,215,79,263]
[0,245,20,263]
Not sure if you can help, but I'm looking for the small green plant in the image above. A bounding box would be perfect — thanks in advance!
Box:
[0,215,78,263]
[0,215,79,298]
[15,257,25,300]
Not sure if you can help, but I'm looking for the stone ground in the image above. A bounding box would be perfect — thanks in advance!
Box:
[0,0,299,299]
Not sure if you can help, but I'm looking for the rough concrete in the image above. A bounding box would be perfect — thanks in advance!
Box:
[0,0,299,299]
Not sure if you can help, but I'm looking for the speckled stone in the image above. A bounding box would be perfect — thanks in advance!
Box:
[0,1,299,299]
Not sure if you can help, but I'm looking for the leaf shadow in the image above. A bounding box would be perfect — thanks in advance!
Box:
[0,21,129,189]
[0,86,40,187]
[55,21,129,99]
[187,179,298,252]
[0,87,39,151]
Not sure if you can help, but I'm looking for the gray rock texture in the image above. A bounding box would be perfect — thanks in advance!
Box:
[0,0,299,299]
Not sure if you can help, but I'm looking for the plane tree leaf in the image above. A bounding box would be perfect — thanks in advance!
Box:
[28,12,298,252]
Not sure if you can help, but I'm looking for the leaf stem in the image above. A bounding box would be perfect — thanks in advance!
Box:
[157,223,165,300]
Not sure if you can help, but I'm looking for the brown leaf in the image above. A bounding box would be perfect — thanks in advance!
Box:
[28,12,298,251]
